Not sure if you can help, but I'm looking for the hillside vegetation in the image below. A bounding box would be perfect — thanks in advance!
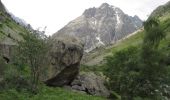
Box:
[0,11,29,44]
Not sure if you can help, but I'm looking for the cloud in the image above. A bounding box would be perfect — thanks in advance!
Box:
[1,0,169,35]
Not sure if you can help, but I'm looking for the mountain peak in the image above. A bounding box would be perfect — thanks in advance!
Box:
[99,3,116,9]
[83,7,96,18]
[100,3,110,8]
[54,3,143,52]
[83,3,118,18]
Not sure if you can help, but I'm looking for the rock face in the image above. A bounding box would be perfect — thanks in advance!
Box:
[0,43,14,63]
[53,3,143,52]
[70,72,110,97]
[45,35,84,86]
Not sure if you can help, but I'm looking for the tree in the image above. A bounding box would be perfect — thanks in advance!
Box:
[138,18,167,98]
[143,18,165,48]
[104,46,140,99]
[104,18,167,99]
[16,31,49,93]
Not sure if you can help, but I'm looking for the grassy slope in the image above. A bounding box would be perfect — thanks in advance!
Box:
[0,85,105,100]
[0,11,28,44]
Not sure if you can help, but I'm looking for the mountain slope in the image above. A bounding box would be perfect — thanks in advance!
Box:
[82,1,170,66]
[53,3,143,52]
[82,29,144,66]
[0,0,29,45]
[149,1,170,20]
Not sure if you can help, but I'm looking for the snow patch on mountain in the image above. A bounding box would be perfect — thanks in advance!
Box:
[96,36,105,45]
[116,11,120,25]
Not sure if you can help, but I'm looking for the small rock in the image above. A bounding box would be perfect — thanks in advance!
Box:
[71,72,110,97]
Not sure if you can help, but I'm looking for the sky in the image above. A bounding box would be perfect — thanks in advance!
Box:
[1,0,169,35]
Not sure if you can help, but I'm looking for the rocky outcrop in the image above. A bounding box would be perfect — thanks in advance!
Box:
[45,35,84,86]
[0,37,16,63]
[53,3,143,52]
[70,72,110,97]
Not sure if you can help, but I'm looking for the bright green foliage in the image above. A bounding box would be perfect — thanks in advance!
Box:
[0,85,105,100]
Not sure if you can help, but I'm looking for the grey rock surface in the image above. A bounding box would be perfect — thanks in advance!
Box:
[45,35,84,86]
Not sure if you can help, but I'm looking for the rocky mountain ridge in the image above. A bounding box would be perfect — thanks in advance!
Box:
[53,3,143,52]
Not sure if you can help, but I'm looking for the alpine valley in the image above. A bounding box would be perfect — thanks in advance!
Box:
[0,1,170,100]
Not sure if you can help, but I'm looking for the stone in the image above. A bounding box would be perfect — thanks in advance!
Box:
[71,72,110,97]
[45,35,84,87]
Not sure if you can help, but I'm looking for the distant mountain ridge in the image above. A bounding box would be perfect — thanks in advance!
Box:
[0,0,29,29]
[53,3,143,52]
[149,1,170,19]
[9,13,29,28]
[0,0,30,44]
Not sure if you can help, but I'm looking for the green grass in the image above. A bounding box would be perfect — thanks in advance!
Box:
[109,31,144,54]
[0,85,106,100]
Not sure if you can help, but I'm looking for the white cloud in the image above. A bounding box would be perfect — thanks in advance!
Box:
[1,0,169,35]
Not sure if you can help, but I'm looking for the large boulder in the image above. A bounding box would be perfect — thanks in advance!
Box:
[70,72,110,97]
[45,35,84,86]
